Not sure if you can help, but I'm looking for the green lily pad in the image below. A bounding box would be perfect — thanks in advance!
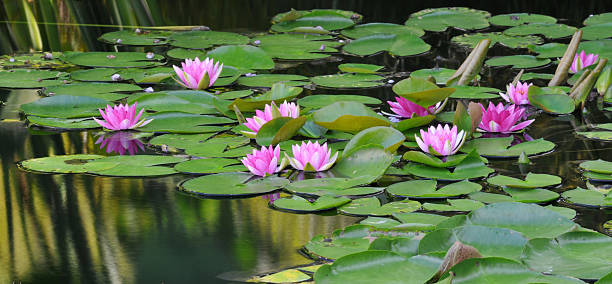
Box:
[174,135,248,154]
[522,231,612,280]
[237,74,309,87]
[404,7,490,32]
[389,151,494,181]
[583,171,612,182]
[387,179,482,198]
[489,13,557,26]
[449,86,501,99]
[0,69,66,88]
[468,191,514,204]
[183,136,253,158]
[273,195,351,213]
[206,45,274,70]
[561,188,612,208]
[467,202,576,238]
[315,251,439,284]
[174,158,246,174]
[577,131,612,141]
[337,63,384,74]
[343,33,431,57]
[460,137,556,158]
[70,67,174,84]
[138,112,234,134]
[60,51,164,68]
[230,83,302,112]
[394,115,436,132]
[485,55,551,69]
[452,32,543,49]
[252,33,340,60]
[217,90,252,100]
[581,23,612,41]
[503,187,560,203]
[338,197,421,217]
[392,212,450,231]
[528,86,575,114]
[27,116,100,129]
[310,73,384,88]
[521,72,554,80]
[313,101,389,133]
[19,154,108,173]
[487,173,561,188]
[343,126,405,157]
[168,30,249,49]
[147,133,215,150]
[504,23,577,39]
[180,172,289,197]
[392,77,455,107]
[422,199,485,212]
[410,68,479,84]
[545,205,577,220]
[249,269,311,283]
[298,94,381,109]
[271,12,356,33]
[341,23,424,38]
[419,225,528,260]
[255,116,306,146]
[584,12,612,25]
[284,177,382,197]
[580,160,612,174]
[86,155,186,177]
[402,151,487,168]
[367,235,422,257]
[440,257,584,284]
[42,82,141,101]
[128,90,221,114]
[21,95,109,118]
[529,42,569,58]
[98,30,171,46]
[166,48,207,60]
[305,225,386,260]
[331,145,394,182]
[0,52,71,69]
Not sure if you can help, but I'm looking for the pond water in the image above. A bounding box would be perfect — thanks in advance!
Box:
[1,1,612,284]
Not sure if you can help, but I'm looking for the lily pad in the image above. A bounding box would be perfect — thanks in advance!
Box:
[248,269,311,283]
[584,12,612,25]
[168,30,249,49]
[27,116,100,129]
[467,202,576,238]
[449,86,501,99]
[341,23,424,38]
[504,23,577,39]
[489,13,557,26]
[387,179,482,198]
[60,51,164,68]
[404,7,490,32]
[310,73,384,88]
[180,172,289,197]
[343,126,405,157]
[284,177,381,197]
[174,158,246,174]
[503,187,560,203]
[313,101,389,133]
[343,33,431,57]
[179,135,250,156]
[338,197,421,217]
[21,95,109,118]
[98,30,171,46]
[166,48,208,60]
[305,225,386,260]
[255,116,306,146]
[529,42,568,58]
[485,55,551,69]
[230,83,302,112]
[0,69,66,88]
[252,33,340,60]
[389,151,494,181]
[460,137,555,158]
[70,67,173,84]
[206,45,274,70]
[422,199,485,212]
[580,23,612,41]
[19,154,108,173]
[148,133,216,150]
[580,160,612,174]
[272,195,351,213]
[128,90,221,114]
[331,145,394,182]
[487,173,561,188]
[561,188,612,208]
[452,32,543,49]
[410,68,476,84]
[522,231,612,280]
[271,12,356,33]
[468,191,514,204]
[528,86,575,114]
[0,52,71,69]
[521,72,554,80]
[298,94,381,109]
[42,82,141,101]
[337,63,384,74]
[86,155,186,177]
[402,151,487,168]
[392,212,450,231]
[582,171,612,182]
[237,74,309,87]
[392,77,455,107]
[137,112,233,134]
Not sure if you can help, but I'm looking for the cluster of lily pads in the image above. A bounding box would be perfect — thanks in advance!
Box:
[3,7,612,284]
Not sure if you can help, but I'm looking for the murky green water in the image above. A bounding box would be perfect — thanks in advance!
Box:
[1,1,612,283]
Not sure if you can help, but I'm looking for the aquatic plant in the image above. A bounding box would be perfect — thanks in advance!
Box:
[95,132,145,155]
[500,81,532,105]
[172,57,223,89]
[242,101,300,137]
[240,145,284,177]
[93,102,152,131]
[415,124,466,156]
[478,102,534,133]
[570,50,598,73]
[285,141,339,171]
[386,96,444,118]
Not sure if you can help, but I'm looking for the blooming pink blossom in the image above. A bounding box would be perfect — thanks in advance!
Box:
[386,96,445,118]
[95,132,145,155]
[415,124,466,156]
[478,102,534,133]
[285,141,338,172]
[173,57,223,89]
[93,102,152,131]
[241,145,284,177]
[570,50,598,73]
[500,81,532,105]
[242,101,300,137]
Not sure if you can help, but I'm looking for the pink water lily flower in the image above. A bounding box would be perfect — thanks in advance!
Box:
[285,141,339,172]
[173,57,223,89]
[415,124,466,156]
[478,102,534,133]
[570,50,598,73]
[242,101,300,137]
[500,81,532,105]
[93,102,152,131]
[386,96,445,118]
[241,145,284,177]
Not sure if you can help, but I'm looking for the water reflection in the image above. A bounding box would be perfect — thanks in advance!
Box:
[95,132,145,156]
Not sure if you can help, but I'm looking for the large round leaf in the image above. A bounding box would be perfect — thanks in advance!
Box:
[489,13,557,26]
[252,33,339,60]
[42,82,142,101]
[504,23,577,39]
[305,225,382,260]
[341,23,424,38]
[86,155,186,177]
[60,51,164,68]
[392,77,454,107]
[0,69,66,88]
[487,173,561,188]
[405,7,490,32]
[174,158,246,174]
[528,86,575,114]
[460,137,555,158]
[580,160,612,174]
[237,74,308,87]
[331,145,394,182]
[343,33,431,57]
[272,195,351,213]
[19,154,107,173]
[451,32,543,49]
[271,14,356,32]
[180,172,288,197]
[310,73,384,88]
[137,112,234,133]
[284,177,381,197]
[168,30,249,49]
[338,197,421,217]
[206,45,274,70]
[343,126,405,157]
[387,179,481,198]
[298,94,381,109]
[21,95,109,118]
[99,30,171,46]
[561,188,612,208]
[485,55,551,69]
[313,101,390,133]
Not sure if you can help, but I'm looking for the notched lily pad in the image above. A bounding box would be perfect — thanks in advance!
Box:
[313,101,390,133]
[60,51,164,68]
[338,197,421,217]
[180,172,289,197]
[504,23,577,39]
[561,188,612,208]
[0,69,66,88]
[460,137,555,158]
[485,55,551,69]
[310,73,384,88]
[99,30,171,46]
[405,7,490,32]
[343,33,431,57]
[272,195,351,213]
[489,13,556,27]
[451,32,543,49]
[19,154,107,173]
[487,172,561,188]
[387,179,482,198]
[168,30,249,49]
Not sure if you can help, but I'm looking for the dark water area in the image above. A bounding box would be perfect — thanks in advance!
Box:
[1,1,612,283]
